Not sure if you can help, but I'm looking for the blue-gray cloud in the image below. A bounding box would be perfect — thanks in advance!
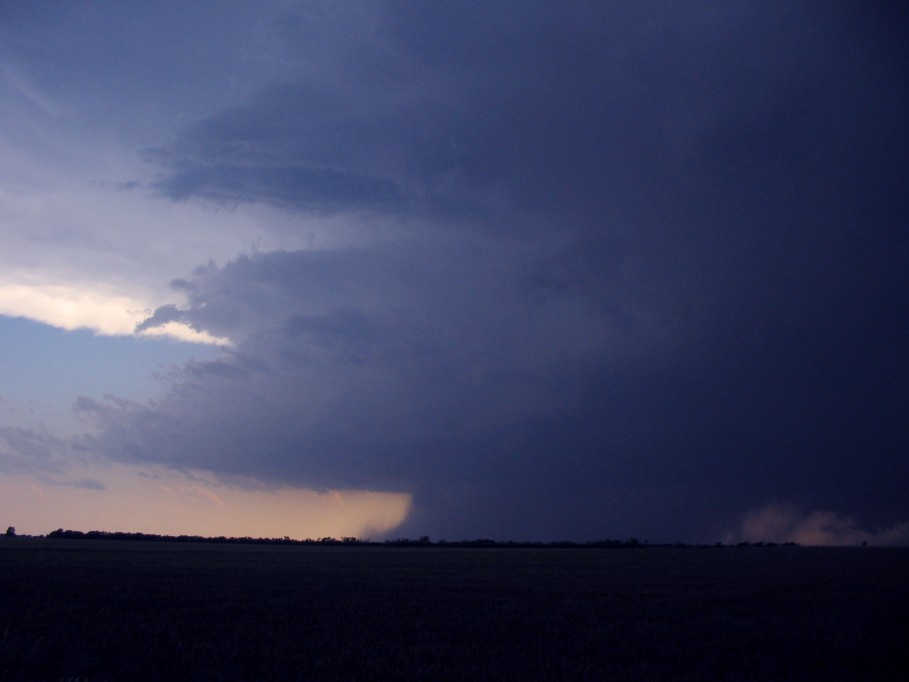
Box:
[0,424,71,476]
[154,161,404,214]
[134,303,184,333]
[38,476,106,491]
[73,2,909,541]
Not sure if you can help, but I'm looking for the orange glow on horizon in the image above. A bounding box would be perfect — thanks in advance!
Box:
[0,464,412,540]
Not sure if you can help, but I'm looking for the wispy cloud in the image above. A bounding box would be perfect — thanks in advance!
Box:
[38,476,106,491]
[0,424,66,475]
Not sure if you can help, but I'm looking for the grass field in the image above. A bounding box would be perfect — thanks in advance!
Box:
[1,538,907,680]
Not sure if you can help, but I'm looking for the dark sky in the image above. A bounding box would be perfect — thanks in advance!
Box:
[2,1,908,543]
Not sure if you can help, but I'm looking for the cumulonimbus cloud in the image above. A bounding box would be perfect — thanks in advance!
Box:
[4,2,901,543]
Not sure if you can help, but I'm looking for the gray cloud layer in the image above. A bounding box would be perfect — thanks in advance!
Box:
[1,425,65,475]
[74,2,908,541]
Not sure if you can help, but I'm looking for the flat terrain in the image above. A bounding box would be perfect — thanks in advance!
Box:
[1,539,907,680]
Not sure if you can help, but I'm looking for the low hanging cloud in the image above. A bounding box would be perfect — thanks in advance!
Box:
[728,503,909,547]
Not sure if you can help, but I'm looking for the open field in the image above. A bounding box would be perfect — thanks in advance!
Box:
[1,539,907,680]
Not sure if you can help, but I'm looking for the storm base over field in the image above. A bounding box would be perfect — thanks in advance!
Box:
[1,2,907,543]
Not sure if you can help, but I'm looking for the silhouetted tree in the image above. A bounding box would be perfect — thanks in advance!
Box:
[5,526,15,537]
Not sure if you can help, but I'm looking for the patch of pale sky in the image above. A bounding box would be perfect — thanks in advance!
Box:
[0,316,223,437]
[0,153,311,341]
[0,52,327,342]
[0,277,229,344]
[0,462,412,539]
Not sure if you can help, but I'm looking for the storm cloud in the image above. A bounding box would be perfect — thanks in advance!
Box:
[63,2,909,541]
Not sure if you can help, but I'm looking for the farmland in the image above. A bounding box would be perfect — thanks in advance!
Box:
[1,538,907,680]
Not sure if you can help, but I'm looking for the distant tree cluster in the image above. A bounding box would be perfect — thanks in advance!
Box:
[36,528,808,548]
[34,529,783,549]
[45,529,326,545]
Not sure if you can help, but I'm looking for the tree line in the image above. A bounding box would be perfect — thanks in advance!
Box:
[26,528,796,548]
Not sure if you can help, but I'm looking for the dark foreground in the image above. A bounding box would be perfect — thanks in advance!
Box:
[1,539,907,680]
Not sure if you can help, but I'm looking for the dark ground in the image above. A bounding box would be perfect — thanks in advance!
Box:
[1,538,907,680]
